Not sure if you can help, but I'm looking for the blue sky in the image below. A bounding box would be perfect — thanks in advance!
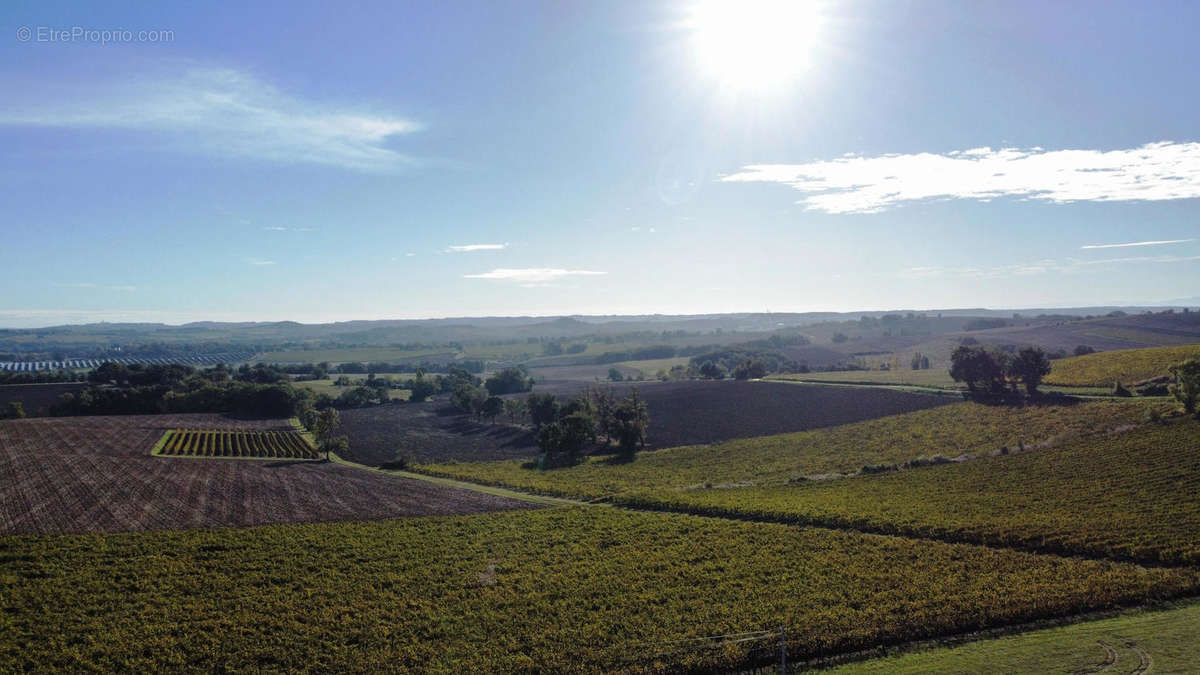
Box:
[1,0,1198,327]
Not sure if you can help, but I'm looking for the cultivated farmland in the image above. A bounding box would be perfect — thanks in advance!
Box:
[1,508,1194,673]
[0,414,538,534]
[619,418,1200,566]
[1045,343,1200,387]
[417,399,1167,499]
[156,429,317,459]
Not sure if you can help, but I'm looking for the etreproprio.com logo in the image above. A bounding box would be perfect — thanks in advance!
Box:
[16,25,174,44]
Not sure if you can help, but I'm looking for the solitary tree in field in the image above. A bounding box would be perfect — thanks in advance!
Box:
[481,396,504,424]
[1169,357,1200,415]
[312,408,343,460]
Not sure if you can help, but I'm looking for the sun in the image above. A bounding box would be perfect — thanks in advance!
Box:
[687,0,824,93]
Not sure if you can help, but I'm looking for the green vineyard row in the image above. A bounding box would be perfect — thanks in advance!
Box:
[2,508,1196,672]
[154,429,317,460]
[616,419,1200,567]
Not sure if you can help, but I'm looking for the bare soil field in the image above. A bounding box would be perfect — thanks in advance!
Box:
[342,381,954,467]
[0,414,539,534]
[338,402,537,466]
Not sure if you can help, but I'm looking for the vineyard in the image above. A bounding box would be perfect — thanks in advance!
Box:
[2,508,1195,673]
[415,399,1169,499]
[155,429,317,460]
[617,418,1200,566]
[0,413,538,534]
[1045,343,1200,387]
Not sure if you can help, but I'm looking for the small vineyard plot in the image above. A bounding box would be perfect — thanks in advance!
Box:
[156,429,317,460]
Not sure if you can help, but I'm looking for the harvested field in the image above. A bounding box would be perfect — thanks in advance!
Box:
[0,414,539,534]
[338,402,536,466]
[339,381,953,467]
[568,380,956,449]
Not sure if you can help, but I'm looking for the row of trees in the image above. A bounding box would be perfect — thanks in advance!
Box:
[949,345,1052,396]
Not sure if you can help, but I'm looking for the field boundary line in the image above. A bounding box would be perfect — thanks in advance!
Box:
[330,454,583,507]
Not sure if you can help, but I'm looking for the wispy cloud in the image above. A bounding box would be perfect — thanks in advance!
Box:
[446,243,509,253]
[900,254,1200,279]
[0,67,421,171]
[247,259,277,266]
[263,226,315,232]
[722,142,1200,214]
[464,268,606,283]
[1081,238,1194,249]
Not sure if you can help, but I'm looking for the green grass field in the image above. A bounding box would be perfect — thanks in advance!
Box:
[3,508,1195,673]
[615,356,690,376]
[1045,343,1200,387]
[828,600,1200,674]
[620,418,1200,566]
[416,399,1167,499]
[291,377,411,400]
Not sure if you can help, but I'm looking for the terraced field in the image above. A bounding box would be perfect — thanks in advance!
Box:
[416,399,1168,499]
[156,429,317,459]
[1045,343,1200,387]
[619,419,1200,566]
[2,508,1195,672]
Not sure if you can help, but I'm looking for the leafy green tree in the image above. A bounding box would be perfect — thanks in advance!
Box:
[502,397,527,424]
[611,389,649,460]
[527,393,559,430]
[311,408,343,460]
[1169,357,1200,414]
[607,367,624,382]
[481,396,504,423]
[697,361,725,380]
[732,359,766,380]
[6,401,25,419]
[484,367,534,395]
[1009,346,1052,395]
[536,412,593,465]
[949,345,1006,395]
[408,369,437,403]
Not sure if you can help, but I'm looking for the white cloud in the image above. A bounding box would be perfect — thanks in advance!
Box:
[263,226,288,231]
[0,67,421,171]
[722,142,1200,214]
[446,243,509,253]
[464,268,606,283]
[900,254,1200,279]
[247,259,277,266]
[1081,239,1194,249]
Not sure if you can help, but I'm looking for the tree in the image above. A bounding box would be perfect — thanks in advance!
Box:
[1169,357,1200,415]
[311,408,343,460]
[6,401,25,419]
[485,367,534,396]
[697,361,726,380]
[1073,345,1096,357]
[607,367,624,382]
[408,369,437,403]
[481,396,504,424]
[831,332,849,344]
[732,359,766,380]
[949,345,1006,395]
[527,393,559,430]
[610,389,649,460]
[588,386,617,444]
[536,413,592,465]
[1009,346,1052,395]
[502,398,527,424]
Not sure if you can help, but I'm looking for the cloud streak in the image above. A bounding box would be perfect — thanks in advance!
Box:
[464,268,606,283]
[0,67,421,171]
[446,243,509,253]
[722,142,1200,214]
[1081,239,1194,249]
[900,254,1200,279]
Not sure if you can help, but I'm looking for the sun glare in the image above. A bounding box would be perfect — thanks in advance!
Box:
[688,0,824,93]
